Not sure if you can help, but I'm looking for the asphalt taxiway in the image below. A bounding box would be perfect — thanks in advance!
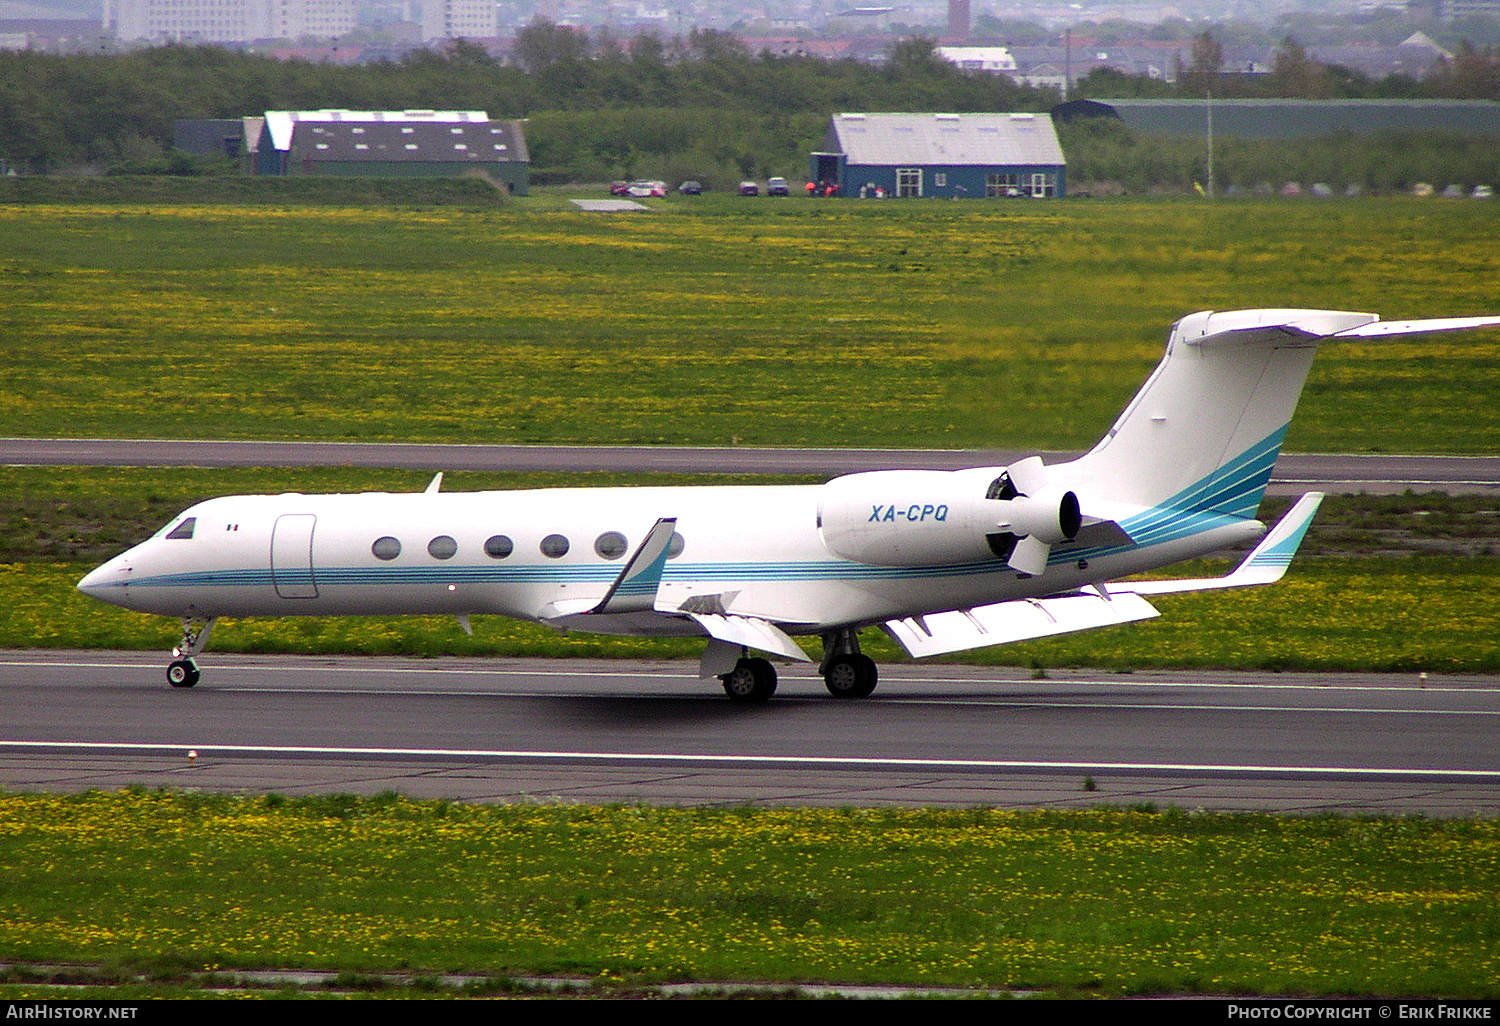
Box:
[4,438,1498,495]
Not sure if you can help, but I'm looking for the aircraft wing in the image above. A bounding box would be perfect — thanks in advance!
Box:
[1109,492,1323,595]
[883,588,1160,658]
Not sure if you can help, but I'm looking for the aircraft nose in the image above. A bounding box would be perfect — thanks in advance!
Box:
[77,557,132,606]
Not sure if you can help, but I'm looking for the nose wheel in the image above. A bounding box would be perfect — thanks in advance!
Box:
[166,617,215,688]
[167,659,201,688]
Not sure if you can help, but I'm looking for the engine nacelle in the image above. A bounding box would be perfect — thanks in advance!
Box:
[996,487,1082,545]
[817,467,1081,568]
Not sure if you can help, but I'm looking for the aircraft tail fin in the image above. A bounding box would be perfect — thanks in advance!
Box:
[1064,310,1500,519]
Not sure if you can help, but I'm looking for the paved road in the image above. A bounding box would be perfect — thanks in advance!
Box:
[4,438,1498,494]
[3,652,1496,817]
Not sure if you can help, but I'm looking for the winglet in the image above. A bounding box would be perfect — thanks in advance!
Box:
[589,518,678,615]
[1111,492,1324,596]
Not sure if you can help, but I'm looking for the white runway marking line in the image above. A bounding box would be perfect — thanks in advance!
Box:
[6,660,1499,714]
[1,739,1498,779]
[6,658,1499,694]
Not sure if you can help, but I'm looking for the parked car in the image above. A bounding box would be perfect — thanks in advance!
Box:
[766,176,789,196]
[627,180,668,198]
[738,181,759,196]
[609,181,630,196]
[678,180,704,195]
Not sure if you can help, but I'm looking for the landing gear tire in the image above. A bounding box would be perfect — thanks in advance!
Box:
[167,658,201,688]
[824,653,878,699]
[721,657,777,703]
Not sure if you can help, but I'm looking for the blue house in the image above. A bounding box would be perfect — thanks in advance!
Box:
[811,112,1066,199]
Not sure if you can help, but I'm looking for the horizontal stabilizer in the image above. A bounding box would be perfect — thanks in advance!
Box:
[1185,311,1500,349]
[1112,492,1323,596]
[1335,315,1500,338]
[688,613,812,663]
[883,589,1159,659]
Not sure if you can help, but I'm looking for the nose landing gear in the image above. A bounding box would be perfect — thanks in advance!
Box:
[167,617,216,688]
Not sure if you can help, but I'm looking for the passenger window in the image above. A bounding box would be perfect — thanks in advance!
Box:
[595,531,627,559]
[165,518,197,540]
[428,535,458,560]
[372,536,401,560]
[484,535,514,559]
[540,534,570,558]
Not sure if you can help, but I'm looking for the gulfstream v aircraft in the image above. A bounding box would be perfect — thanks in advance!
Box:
[78,308,1500,700]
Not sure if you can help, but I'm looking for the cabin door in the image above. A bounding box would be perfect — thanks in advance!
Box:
[271,514,319,599]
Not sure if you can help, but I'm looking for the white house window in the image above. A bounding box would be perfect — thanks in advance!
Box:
[986,172,1021,198]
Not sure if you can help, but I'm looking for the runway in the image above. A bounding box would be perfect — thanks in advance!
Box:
[4,438,1499,495]
[3,652,1497,817]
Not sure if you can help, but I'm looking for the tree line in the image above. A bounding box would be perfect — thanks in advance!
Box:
[2,21,1499,190]
[0,28,1042,180]
[1126,29,1500,102]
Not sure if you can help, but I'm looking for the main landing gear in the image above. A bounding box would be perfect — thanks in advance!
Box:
[820,627,878,699]
[717,629,881,703]
[822,653,878,699]
[166,616,216,688]
[720,656,777,703]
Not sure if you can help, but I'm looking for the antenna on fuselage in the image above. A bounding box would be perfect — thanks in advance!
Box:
[425,472,443,494]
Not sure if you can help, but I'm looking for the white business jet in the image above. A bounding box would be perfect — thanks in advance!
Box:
[78,309,1499,699]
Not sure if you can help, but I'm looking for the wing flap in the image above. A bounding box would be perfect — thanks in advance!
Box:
[688,613,812,663]
[883,589,1160,659]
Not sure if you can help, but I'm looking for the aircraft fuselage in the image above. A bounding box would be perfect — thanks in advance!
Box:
[76,482,1258,634]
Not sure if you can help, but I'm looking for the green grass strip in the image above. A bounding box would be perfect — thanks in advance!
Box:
[3,197,1499,454]
[0,791,1494,997]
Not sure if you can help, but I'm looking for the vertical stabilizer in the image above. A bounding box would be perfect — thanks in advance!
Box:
[1065,309,1376,516]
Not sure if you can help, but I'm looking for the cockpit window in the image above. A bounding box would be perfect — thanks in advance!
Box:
[165,517,197,540]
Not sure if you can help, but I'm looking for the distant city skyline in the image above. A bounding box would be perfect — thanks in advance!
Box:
[4,0,1497,50]
[0,0,1456,30]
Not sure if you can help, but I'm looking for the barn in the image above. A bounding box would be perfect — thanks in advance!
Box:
[810,112,1066,199]
[244,110,530,194]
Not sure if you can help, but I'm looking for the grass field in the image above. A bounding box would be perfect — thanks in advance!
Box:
[0,792,1495,998]
[3,194,1499,454]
